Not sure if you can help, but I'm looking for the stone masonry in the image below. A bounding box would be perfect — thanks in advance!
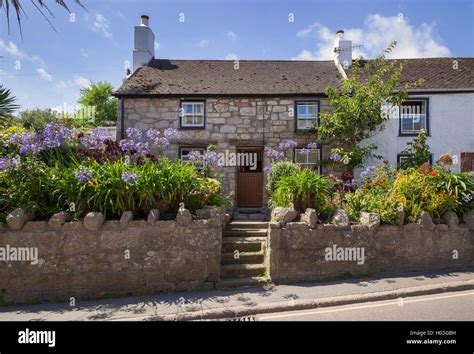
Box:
[0,210,222,305]
[118,97,334,207]
[266,218,474,284]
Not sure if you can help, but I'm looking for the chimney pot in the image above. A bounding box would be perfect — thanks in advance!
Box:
[140,15,149,26]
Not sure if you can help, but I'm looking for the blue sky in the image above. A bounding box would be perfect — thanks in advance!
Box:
[1,0,473,111]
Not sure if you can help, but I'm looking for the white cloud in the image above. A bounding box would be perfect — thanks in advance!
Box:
[73,75,90,88]
[92,13,112,39]
[292,14,450,60]
[227,31,238,41]
[224,53,239,60]
[80,48,88,58]
[36,68,53,82]
[154,41,160,51]
[0,39,45,66]
[196,39,210,48]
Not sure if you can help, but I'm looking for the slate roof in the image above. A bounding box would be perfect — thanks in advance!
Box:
[115,57,474,96]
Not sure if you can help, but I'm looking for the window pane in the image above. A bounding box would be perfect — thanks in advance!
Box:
[184,116,194,125]
[194,115,203,125]
[402,117,412,132]
[295,149,306,163]
[297,105,307,116]
[308,149,319,163]
[183,104,193,114]
[194,103,203,114]
[307,105,318,117]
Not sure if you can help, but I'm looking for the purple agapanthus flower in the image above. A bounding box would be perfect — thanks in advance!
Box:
[121,172,139,185]
[265,147,285,161]
[163,128,182,140]
[10,132,42,156]
[0,156,19,172]
[81,129,111,149]
[360,171,369,179]
[298,147,310,156]
[263,165,272,174]
[75,167,94,183]
[41,124,75,149]
[330,152,341,161]
[278,139,298,151]
[307,142,318,150]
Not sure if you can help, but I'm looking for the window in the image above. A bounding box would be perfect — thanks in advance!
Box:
[180,147,206,168]
[397,153,433,167]
[294,148,321,173]
[296,101,319,131]
[399,99,429,135]
[180,101,205,128]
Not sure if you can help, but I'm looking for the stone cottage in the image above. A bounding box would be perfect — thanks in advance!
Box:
[115,15,474,211]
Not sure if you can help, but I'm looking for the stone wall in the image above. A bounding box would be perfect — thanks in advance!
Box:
[118,97,335,207]
[266,220,474,284]
[0,210,222,305]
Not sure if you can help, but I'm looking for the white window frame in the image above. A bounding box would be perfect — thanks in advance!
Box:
[180,147,206,169]
[180,102,205,128]
[296,101,319,131]
[400,99,428,135]
[294,148,321,173]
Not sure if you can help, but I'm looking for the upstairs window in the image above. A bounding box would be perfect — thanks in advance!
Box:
[296,101,319,131]
[180,101,205,128]
[399,99,429,135]
[294,147,321,173]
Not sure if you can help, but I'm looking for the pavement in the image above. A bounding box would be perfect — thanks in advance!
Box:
[0,267,473,321]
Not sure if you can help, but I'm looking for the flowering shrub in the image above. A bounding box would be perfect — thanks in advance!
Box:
[264,140,318,173]
[271,169,334,215]
[0,126,232,220]
[266,161,301,194]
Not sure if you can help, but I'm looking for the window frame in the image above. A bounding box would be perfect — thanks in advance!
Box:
[179,146,207,169]
[179,100,206,129]
[294,100,320,132]
[397,153,433,167]
[294,147,321,174]
[398,98,430,136]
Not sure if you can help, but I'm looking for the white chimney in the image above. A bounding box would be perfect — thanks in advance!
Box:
[334,30,352,70]
[132,15,155,72]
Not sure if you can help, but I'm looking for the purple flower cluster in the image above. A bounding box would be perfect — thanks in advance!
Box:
[278,139,298,151]
[75,167,94,183]
[265,147,285,160]
[298,142,319,156]
[42,124,75,149]
[330,152,341,161]
[121,172,139,185]
[0,156,19,172]
[9,124,75,156]
[360,165,376,179]
[81,129,111,149]
[119,128,182,156]
[188,149,218,166]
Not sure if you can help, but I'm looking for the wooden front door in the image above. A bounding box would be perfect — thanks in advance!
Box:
[236,148,263,208]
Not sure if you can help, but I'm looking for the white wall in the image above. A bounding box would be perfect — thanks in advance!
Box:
[356,92,474,177]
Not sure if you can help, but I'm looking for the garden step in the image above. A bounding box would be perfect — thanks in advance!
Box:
[233,213,269,221]
[216,276,271,290]
[221,264,267,279]
[221,251,264,265]
[228,221,269,229]
[223,229,268,237]
[222,237,266,253]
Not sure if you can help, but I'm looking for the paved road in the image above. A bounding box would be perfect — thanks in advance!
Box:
[258,290,474,321]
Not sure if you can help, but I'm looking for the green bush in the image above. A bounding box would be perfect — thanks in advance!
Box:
[346,190,399,224]
[266,161,301,194]
[270,169,333,213]
[433,169,474,214]
[0,157,231,220]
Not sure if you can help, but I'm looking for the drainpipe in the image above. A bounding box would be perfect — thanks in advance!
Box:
[120,97,125,139]
[334,30,348,80]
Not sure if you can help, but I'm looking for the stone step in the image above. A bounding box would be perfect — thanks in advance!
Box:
[222,237,266,253]
[228,221,269,229]
[233,213,269,221]
[221,251,264,265]
[216,276,270,290]
[223,229,268,237]
[221,264,267,279]
[236,208,263,214]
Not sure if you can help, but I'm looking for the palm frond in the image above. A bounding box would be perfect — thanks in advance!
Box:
[0,85,20,119]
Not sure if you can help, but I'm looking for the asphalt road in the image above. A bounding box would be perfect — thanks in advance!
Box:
[257,290,474,321]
